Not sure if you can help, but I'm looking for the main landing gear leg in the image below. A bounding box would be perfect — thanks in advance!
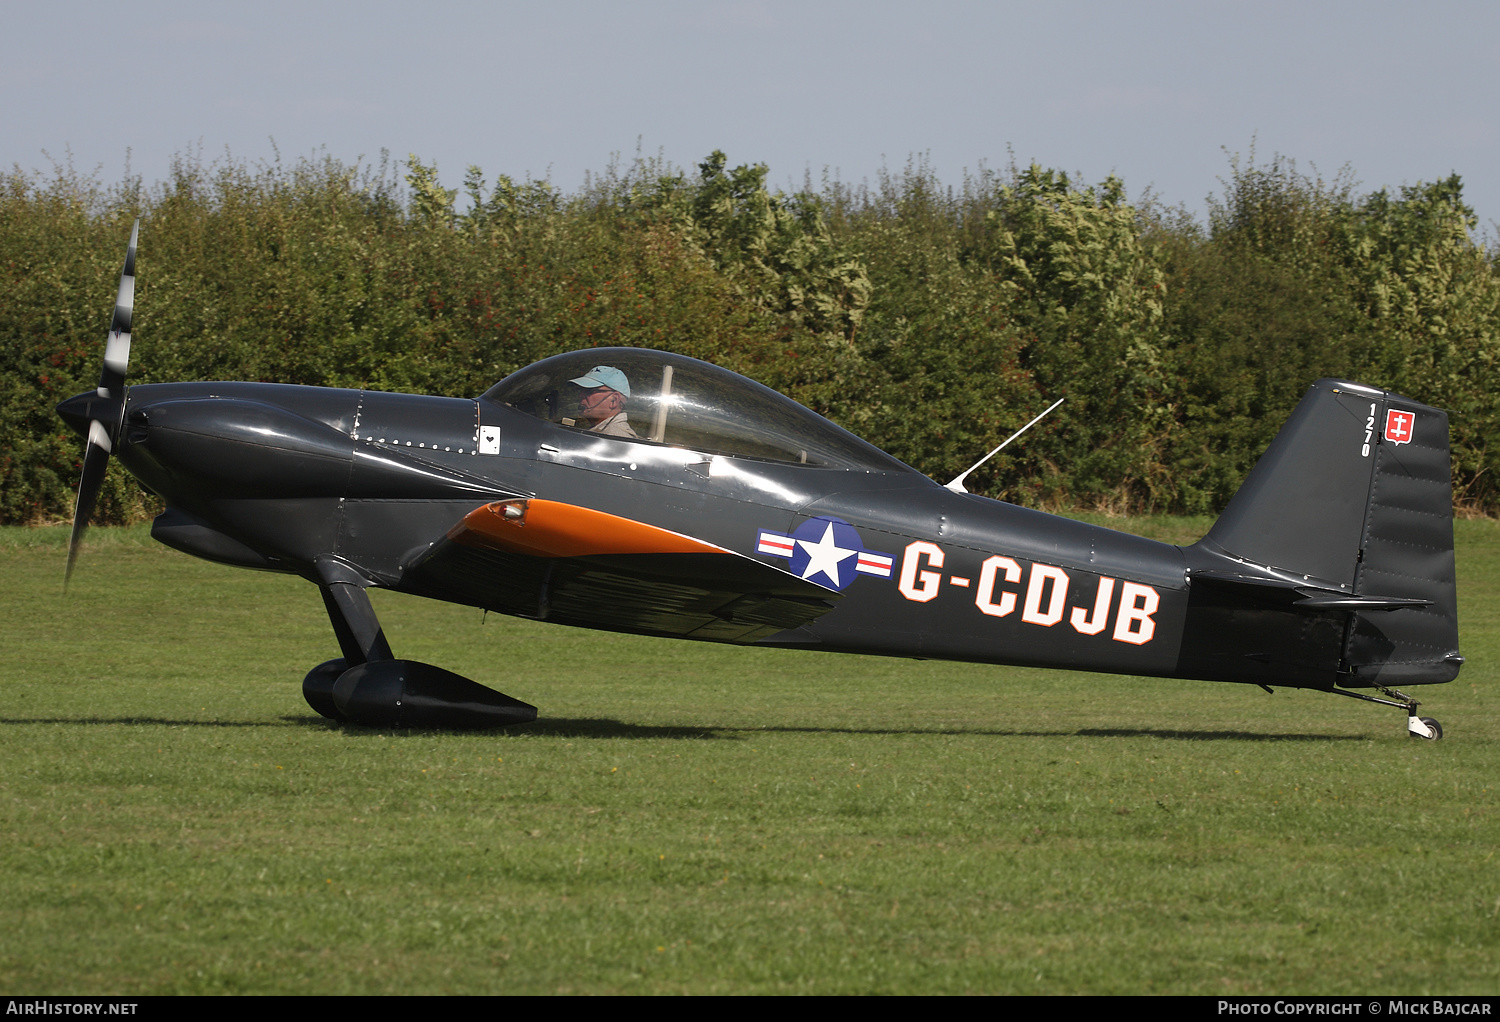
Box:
[302,559,536,729]
[1329,684,1443,740]
[300,582,395,721]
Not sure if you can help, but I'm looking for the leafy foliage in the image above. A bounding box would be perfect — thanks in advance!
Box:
[981,166,1169,505]
[1,148,1495,524]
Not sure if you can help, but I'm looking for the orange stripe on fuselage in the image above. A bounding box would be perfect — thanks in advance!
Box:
[452,499,729,559]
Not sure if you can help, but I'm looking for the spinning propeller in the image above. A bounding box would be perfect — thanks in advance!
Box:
[57,219,139,586]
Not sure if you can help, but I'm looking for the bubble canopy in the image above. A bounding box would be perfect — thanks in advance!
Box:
[483,348,912,473]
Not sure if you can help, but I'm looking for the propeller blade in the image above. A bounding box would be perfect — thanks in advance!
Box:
[65,431,112,587]
[100,218,138,401]
[64,218,140,589]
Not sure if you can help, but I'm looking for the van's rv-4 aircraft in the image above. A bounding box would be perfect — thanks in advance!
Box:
[58,224,1462,736]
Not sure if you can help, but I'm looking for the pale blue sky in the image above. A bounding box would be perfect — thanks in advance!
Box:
[6,1,1497,232]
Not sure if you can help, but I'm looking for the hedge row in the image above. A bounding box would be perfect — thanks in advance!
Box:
[2,150,1494,523]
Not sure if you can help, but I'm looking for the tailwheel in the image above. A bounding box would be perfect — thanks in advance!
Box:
[1409,715,1443,741]
[1329,684,1444,740]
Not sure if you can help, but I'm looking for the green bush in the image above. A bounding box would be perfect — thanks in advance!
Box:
[2,148,1495,524]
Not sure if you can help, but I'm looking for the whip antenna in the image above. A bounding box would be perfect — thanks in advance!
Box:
[944,397,1064,494]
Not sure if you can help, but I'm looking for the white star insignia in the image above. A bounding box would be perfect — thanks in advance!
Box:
[797,522,857,587]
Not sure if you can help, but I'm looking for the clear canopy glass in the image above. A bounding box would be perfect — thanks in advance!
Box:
[483,348,910,472]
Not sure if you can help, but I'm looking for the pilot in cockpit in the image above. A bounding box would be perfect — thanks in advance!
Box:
[569,365,639,438]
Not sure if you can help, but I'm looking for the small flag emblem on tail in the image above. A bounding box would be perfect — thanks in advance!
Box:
[1385,408,1415,445]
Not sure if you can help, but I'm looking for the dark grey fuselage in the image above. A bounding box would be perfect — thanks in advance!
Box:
[112,369,1454,696]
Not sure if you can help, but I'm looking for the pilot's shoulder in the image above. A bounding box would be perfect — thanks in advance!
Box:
[602,414,638,438]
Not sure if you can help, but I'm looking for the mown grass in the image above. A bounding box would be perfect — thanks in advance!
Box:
[1,520,1496,994]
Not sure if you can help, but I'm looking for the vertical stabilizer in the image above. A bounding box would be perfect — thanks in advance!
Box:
[1201,381,1382,588]
[1191,380,1460,687]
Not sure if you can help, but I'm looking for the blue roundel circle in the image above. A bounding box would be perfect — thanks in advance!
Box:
[756,516,895,591]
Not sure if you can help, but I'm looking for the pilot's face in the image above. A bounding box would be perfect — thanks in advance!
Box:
[579,387,623,424]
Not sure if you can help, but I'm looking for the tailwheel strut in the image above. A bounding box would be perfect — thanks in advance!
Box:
[1329,684,1442,740]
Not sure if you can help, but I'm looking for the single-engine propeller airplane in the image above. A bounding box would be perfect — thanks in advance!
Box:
[58,224,1462,736]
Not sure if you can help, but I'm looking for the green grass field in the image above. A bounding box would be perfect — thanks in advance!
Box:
[2,519,1497,994]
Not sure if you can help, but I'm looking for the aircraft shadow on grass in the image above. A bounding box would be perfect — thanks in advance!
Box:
[289,715,1369,744]
[0,716,295,728]
[0,715,1370,742]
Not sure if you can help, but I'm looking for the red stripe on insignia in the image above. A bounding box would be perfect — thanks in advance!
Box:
[758,535,794,556]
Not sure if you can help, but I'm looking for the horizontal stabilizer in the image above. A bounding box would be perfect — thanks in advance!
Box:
[1191,570,1433,611]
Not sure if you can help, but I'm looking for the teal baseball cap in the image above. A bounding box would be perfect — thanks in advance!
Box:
[569,365,630,399]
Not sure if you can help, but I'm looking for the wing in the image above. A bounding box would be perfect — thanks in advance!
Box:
[401,499,839,642]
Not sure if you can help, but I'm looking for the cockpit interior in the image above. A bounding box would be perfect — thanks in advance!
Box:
[484,348,910,473]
